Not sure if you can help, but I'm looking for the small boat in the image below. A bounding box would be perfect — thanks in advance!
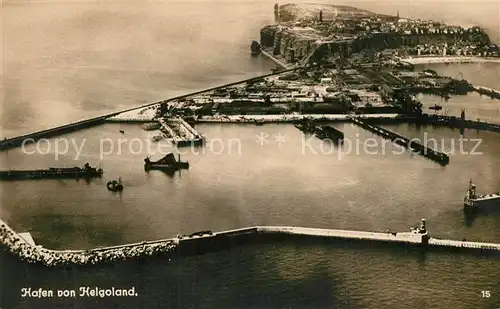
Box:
[119,130,125,134]
[151,135,163,142]
[141,122,161,131]
[429,104,443,111]
[107,178,123,192]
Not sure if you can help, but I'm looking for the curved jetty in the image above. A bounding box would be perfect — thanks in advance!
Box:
[2,218,499,267]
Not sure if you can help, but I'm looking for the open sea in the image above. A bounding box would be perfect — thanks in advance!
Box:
[1,1,500,308]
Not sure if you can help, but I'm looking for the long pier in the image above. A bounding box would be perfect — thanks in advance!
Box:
[473,85,500,99]
[349,116,450,165]
[0,68,298,151]
[2,218,499,267]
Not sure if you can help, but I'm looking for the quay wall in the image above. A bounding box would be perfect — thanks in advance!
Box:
[178,118,201,138]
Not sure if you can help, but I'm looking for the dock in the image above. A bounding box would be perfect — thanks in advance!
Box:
[1,218,499,267]
[349,116,450,166]
[158,118,204,147]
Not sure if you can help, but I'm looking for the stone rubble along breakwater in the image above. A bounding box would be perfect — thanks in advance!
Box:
[0,220,178,267]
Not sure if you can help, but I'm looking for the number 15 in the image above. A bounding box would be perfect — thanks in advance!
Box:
[481,290,491,298]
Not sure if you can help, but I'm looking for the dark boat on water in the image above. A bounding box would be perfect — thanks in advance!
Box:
[250,40,261,56]
[144,153,189,171]
[429,104,443,111]
[315,125,344,143]
[107,178,123,192]
[0,163,103,181]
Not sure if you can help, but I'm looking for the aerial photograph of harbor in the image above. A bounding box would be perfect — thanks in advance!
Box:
[1,0,500,308]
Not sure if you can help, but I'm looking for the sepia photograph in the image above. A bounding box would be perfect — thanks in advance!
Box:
[1,0,499,308]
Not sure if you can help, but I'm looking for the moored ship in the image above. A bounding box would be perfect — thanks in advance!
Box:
[141,122,161,131]
[151,135,163,142]
[315,125,344,143]
[0,163,103,181]
[144,153,189,171]
[464,180,500,212]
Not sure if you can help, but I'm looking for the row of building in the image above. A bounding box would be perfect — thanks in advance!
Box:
[260,6,495,65]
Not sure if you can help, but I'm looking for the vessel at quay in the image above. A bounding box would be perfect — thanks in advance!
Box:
[464,180,500,212]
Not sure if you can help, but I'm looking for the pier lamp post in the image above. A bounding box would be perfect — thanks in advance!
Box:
[420,219,427,233]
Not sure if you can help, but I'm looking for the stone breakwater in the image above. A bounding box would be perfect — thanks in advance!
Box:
[3,218,499,267]
[0,220,178,267]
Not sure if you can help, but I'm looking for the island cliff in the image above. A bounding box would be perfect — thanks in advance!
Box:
[263,3,494,65]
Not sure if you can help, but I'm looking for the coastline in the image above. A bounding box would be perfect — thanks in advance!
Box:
[400,56,500,65]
